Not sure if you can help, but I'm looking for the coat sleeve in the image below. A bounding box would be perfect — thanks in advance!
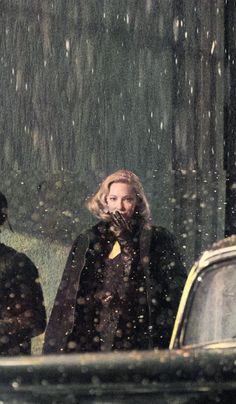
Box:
[0,253,46,339]
[150,227,187,348]
[42,232,89,354]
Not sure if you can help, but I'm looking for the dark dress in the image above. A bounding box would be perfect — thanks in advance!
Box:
[43,221,186,354]
[0,243,46,355]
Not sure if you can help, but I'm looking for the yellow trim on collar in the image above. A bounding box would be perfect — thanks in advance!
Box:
[108,240,121,259]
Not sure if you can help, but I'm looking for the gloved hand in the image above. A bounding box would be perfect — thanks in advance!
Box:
[110,211,136,257]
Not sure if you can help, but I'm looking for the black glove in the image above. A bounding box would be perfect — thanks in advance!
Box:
[110,211,136,258]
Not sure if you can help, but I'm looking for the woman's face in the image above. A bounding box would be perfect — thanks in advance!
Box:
[106,182,137,219]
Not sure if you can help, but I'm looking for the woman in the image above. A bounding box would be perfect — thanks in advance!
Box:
[43,170,186,354]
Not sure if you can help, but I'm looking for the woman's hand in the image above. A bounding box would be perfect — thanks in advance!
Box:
[110,211,136,258]
[110,211,132,233]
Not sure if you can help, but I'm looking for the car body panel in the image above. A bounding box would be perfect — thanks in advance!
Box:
[1,349,236,403]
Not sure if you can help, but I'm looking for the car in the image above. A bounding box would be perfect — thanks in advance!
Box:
[1,236,236,403]
[170,235,236,350]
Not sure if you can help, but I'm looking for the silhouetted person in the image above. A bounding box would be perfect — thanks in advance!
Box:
[0,192,46,355]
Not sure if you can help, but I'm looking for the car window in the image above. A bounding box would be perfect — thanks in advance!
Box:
[183,260,236,346]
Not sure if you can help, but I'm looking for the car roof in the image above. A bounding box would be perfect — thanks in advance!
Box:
[197,244,236,272]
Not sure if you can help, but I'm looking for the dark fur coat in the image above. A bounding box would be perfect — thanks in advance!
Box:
[43,221,186,354]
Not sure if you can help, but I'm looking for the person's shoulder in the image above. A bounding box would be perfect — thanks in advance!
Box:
[0,243,37,275]
[0,242,27,262]
[91,220,108,235]
[0,242,16,257]
[79,221,107,241]
[151,225,176,242]
[71,221,106,249]
[149,225,180,251]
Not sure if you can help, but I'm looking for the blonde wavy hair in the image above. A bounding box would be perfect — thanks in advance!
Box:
[86,170,151,228]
